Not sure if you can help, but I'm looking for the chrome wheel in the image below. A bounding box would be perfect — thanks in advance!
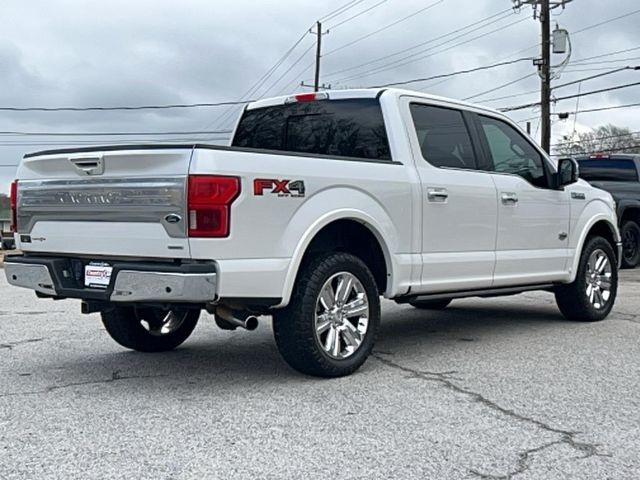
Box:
[584,249,613,310]
[138,309,188,337]
[314,272,370,360]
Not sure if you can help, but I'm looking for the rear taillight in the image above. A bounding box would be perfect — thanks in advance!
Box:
[187,175,240,238]
[9,180,17,233]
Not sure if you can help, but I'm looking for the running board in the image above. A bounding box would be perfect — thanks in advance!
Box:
[395,283,555,304]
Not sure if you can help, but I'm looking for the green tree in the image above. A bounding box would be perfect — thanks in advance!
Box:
[556,124,640,156]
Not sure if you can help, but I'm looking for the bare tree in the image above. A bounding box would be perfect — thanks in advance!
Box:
[555,124,640,156]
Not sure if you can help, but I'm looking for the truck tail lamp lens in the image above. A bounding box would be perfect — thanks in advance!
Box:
[187,175,240,238]
[9,180,17,232]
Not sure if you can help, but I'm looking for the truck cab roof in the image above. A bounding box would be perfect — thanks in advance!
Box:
[246,88,503,117]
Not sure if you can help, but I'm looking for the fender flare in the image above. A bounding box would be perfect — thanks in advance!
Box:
[276,209,395,308]
[569,214,620,282]
[616,199,640,223]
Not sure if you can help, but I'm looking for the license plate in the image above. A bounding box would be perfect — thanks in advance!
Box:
[84,263,113,289]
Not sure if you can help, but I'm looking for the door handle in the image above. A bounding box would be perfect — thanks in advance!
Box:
[501,192,518,205]
[427,188,449,202]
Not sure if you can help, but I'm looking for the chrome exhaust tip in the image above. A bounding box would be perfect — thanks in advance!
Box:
[215,306,259,331]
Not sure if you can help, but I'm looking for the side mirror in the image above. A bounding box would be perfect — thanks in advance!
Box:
[556,157,579,188]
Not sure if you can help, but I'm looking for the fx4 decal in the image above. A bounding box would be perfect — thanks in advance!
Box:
[254,179,306,198]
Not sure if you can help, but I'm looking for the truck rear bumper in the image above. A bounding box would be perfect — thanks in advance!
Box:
[4,255,217,304]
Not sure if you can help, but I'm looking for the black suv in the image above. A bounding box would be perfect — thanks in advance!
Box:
[576,153,640,268]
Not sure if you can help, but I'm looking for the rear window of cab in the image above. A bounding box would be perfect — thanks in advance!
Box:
[232,98,392,161]
[577,158,639,182]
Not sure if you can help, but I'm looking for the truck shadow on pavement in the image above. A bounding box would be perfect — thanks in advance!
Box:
[19,299,580,392]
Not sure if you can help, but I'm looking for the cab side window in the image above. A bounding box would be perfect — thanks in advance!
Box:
[410,104,477,170]
[479,115,549,189]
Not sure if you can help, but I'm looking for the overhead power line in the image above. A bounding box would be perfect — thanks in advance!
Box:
[0,129,232,137]
[335,16,529,84]
[571,102,640,115]
[481,89,539,103]
[551,66,639,90]
[0,99,255,112]
[323,7,513,78]
[260,43,317,96]
[464,73,537,101]
[489,6,640,86]
[568,45,640,64]
[570,56,640,67]
[572,7,640,35]
[551,130,640,148]
[371,57,534,88]
[323,0,445,56]
[320,0,368,23]
[500,81,640,112]
[0,138,231,148]
[327,0,389,30]
[205,27,314,131]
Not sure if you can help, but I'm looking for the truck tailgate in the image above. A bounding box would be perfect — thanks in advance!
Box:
[16,147,193,259]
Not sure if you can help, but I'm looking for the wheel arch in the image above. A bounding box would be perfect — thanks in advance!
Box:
[569,215,620,282]
[277,210,396,308]
[618,201,640,225]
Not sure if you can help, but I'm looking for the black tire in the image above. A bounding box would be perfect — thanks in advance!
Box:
[555,236,617,322]
[101,305,200,352]
[620,220,640,268]
[273,252,381,378]
[409,299,452,310]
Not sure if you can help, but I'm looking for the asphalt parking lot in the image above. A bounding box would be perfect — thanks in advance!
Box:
[1,270,639,480]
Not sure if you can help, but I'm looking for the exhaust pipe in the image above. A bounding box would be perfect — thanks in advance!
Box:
[215,306,259,331]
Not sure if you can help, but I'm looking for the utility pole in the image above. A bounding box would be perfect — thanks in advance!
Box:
[314,21,323,92]
[540,0,551,153]
[512,0,572,153]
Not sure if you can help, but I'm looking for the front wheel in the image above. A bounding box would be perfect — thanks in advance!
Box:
[273,252,381,377]
[101,306,200,352]
[620,220,640,268]
[555,236,617,321]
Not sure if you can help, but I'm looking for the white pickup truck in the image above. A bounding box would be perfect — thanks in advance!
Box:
[5,88,621,377]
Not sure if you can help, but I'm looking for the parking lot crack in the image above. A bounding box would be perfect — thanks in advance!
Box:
[612,312,640,324]
[0,370,167,398]
[0,338,44,350]
[372,353,608,478]
[46,370,167,392]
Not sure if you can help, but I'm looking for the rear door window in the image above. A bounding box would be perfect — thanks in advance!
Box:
[409,104,478,170]
[232,98,391,161]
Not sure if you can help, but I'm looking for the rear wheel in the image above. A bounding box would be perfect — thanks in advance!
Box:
[409,299,452,310]
[101,305,200,352]
[620,220,640,268]
[555,236,617,322]
[273,252,380,377]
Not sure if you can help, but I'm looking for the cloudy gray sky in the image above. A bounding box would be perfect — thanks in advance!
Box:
[1,0,640,192]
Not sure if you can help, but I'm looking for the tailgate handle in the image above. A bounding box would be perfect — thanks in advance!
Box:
[70,157,104,176]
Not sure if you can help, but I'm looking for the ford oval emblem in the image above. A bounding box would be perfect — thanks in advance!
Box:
[164,214,182,224]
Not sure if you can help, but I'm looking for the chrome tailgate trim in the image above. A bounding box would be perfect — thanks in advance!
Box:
[17,177,187,238]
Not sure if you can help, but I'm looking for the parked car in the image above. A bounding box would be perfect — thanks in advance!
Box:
[4,89,621,377]
[576,153,640,268]
[0,218,15,250]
